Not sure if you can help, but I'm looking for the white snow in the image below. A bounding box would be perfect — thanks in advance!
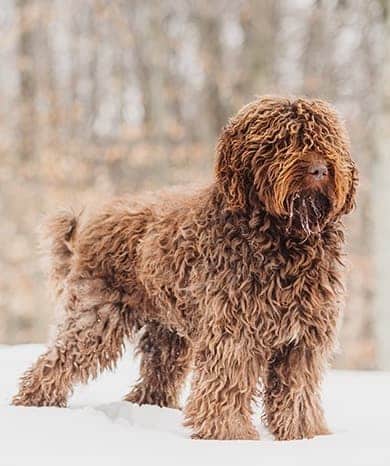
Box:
[0,344,389,466]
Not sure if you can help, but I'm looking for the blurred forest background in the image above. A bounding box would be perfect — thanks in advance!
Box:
[0,0,389,369]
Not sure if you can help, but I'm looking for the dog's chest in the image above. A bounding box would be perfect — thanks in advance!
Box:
[249,238,340,347]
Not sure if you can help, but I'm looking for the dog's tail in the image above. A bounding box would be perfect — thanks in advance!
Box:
[40,210,80,295]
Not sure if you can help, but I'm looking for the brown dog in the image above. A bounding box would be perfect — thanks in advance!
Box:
[13,96,357,441]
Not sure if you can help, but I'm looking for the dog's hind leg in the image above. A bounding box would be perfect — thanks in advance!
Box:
[125,322,192,409]
[12,278,138,407]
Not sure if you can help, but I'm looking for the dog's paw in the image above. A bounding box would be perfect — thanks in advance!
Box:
[124,388,181,410]
[313,426,332,437]
[12,386,67,408]
[273,425,332,441]
[191,424,260,441]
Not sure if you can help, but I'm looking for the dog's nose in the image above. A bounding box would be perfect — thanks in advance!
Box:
[308,162,328,181]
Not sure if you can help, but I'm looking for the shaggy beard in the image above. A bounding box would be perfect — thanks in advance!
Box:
[286,191,331,236]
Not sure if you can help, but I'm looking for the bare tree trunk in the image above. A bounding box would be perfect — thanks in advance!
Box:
[237,0,281,98]
[374,0,390,369]
[128,3,155,140]
[70,11,81,139]
[194,4,226,141]
[85,5,99,139]
[301,0,338,100]
[17,0,37,161]
[342,0,383,369]
[38,1,59,146]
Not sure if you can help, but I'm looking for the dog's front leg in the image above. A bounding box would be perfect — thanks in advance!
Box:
[183,302,261,440]
[263,344,331,441]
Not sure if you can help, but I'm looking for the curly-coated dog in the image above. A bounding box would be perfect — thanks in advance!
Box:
[13,96,357,441]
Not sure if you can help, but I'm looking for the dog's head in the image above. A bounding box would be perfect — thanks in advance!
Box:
[215,96,358,235]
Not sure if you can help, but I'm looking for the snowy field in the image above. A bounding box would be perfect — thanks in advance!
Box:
[1,345,389,466]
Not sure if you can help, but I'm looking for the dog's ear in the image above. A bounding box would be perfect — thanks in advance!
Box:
[340,163,358,216]
[215,123,248,211]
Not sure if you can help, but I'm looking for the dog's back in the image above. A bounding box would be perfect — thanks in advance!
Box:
[41,188,210,327]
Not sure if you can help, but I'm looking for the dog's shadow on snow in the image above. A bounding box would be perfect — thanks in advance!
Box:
[73,401,188,438]
[70,400,272,440]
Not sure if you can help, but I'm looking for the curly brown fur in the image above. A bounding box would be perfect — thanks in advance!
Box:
[13,96,357,441]
[125,322,192,409]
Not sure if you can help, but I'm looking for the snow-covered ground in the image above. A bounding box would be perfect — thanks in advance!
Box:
[0,345,389,466]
